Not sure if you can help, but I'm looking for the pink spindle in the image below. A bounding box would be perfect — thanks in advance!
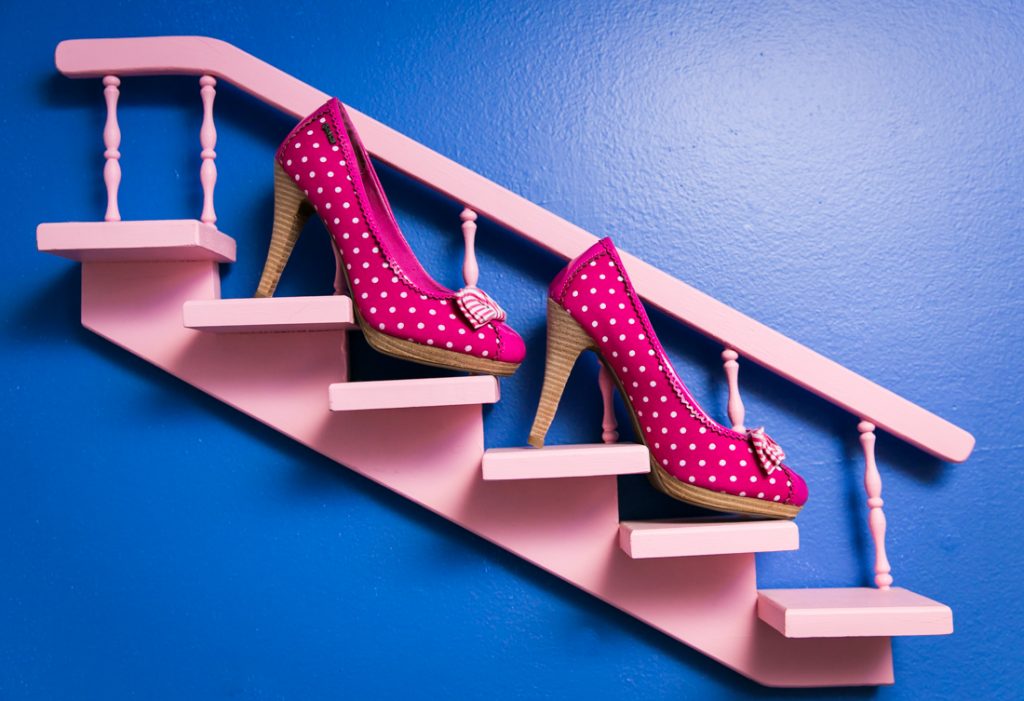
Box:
[330,239,349,381]
[598,363,619,443]
[330,240,345,296]
[199,75,218,225]
[721,348,746,431]
[859,421,893,589]
[461,208,479,287]
[102,75,121,222]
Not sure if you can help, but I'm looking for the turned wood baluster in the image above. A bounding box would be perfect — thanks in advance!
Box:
[461,208,479,287]
[859,420,894,589]
[102,76,121,222]
[598,364,619,443]
[199,75,218,226]
[721,349,746,431]
[331,241,345,296]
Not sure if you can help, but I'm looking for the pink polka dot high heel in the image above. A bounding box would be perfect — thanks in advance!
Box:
[528,238,808,518]
[254,98,525,376]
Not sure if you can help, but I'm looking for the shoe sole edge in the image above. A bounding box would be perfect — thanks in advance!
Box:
[360,314,521,377]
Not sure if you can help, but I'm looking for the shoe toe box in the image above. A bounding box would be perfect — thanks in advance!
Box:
[784,466,809,507]
[493,322,526,365]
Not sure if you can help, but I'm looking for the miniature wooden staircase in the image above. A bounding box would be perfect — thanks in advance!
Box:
[36,36,968,688]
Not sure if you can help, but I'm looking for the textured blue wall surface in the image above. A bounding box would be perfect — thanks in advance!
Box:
[2,1,1021,698]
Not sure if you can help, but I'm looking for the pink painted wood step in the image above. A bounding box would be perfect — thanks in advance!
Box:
[757,587,953,638]
[183,296,356,333]
[59,245,897,688]
[482,444,650,481]
[37,220,236,263]
[620,519,799,558]
[328,376,499,412]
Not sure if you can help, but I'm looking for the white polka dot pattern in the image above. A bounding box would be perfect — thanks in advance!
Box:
[549,238,807,506]
[275,99,525,365]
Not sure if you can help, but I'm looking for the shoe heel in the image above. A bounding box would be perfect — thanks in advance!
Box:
[528,299,595,448]
[254,161,314,298]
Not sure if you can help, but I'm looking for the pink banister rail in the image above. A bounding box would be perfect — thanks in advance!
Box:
[53,36,974,465]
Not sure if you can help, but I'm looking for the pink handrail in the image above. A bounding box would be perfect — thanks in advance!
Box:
[53,36,974,464]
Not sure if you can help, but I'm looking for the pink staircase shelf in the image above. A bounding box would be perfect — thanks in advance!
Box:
[757,587,953,638]
[482,444,650,480]
[620,519,799,559]
[37,220,236,263]
[34,35,975,688]
[328,376,499,412]
[38,239,902,687]
[183,296,356,333]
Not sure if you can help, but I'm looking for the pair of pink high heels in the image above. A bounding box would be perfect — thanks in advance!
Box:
[257,98,808,519]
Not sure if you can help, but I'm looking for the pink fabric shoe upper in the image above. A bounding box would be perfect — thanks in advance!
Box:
[550,238,808,508]
[276,98,525,366]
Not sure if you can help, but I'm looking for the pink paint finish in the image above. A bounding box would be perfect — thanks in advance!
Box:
[44,249,896,686]
[619,519,799,558]
[482,444,649,480]
[278,99,524,367]
[102,75,121,222]
[198,75,217,225]
[721,349,746,432]
[460,208,478,287]
[52,36,974,463]
[549,238,808,513]
[859,421,894,589]
[328,376,499,412]
[183,296,355,333]
[757,588,953,638]
[598,363,619,443]
[36,220,236,263]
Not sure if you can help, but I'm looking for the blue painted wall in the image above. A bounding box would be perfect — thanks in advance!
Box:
[2,1,1020,698]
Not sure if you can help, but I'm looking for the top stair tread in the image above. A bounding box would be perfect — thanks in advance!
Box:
[37,220,236,263]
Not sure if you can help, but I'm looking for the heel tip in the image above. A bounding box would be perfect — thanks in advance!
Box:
[527,435,545,449]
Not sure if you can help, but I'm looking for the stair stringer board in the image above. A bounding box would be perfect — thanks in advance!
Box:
[78,259,894,687]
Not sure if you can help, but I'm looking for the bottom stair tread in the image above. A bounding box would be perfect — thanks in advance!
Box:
[757,587,953,638]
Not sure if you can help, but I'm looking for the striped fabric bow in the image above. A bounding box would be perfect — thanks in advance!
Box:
[746,427,786,476]
[455,286,507,329]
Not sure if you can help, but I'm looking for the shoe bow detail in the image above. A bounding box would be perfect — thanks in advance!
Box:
[455,286,507,329]
[747,427,786,476]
